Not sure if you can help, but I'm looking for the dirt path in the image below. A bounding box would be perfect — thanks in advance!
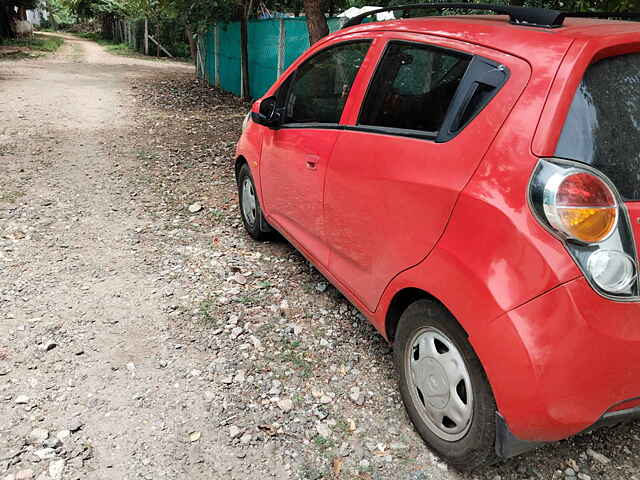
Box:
[2,33,640,480]
[0,35,272,480]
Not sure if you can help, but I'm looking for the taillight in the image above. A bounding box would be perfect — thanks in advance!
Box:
[543,172,618,243]
[530,159,639,299]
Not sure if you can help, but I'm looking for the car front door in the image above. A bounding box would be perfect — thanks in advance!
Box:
[324,34,531,312]
[259,40,372,266]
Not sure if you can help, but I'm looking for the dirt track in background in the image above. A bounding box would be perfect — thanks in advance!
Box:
[2,33,640,480]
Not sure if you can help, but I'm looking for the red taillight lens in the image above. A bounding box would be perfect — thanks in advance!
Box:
[545,172,618,243]
[556,173,616,207]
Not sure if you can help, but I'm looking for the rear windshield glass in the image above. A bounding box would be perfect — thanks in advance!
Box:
[555,53,640,201]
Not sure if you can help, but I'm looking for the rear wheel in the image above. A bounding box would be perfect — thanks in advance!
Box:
[238,163,270,241]
[394,299,496,470]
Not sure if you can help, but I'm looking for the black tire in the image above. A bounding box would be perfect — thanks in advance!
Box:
[237,163,270,241]
[393,299,497,470]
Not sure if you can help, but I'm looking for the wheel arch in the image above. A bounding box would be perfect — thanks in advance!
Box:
[235,155,248,185]
[385,287,469,343]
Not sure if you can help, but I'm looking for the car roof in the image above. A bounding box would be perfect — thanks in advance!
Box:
[339,16,640,60]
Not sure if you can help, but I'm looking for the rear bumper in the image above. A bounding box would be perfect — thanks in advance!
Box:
[470,276,640,444]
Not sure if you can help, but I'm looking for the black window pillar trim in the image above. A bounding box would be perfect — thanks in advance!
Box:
[436,55,509,142]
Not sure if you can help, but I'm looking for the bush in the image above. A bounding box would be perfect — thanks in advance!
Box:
[0,34,64,52]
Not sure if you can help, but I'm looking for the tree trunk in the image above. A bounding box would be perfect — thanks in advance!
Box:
[0,3,18,39]
[240,14,250,99]
[185,24,196,64]
[303,0,328,45]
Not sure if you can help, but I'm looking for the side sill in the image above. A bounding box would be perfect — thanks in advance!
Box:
[585,404,640,432]
[496,403,640,459]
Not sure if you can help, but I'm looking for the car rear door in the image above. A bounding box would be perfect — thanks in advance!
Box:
[324,32,531,312]
[259,40,372,267]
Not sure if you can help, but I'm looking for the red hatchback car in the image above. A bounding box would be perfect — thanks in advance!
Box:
[234,4,640,469]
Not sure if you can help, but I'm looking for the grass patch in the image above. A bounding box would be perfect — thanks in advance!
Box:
[281,339,313,378]
[74,33,136,56]
[0,191,24,204]
[209,208,225,224]
[313,436,335,450]
[75,32,119,47]
[75,33,166,60]
[75,32,103,41]
[199,299,218,325]
[104,43,137,55]
[0,34,63,53]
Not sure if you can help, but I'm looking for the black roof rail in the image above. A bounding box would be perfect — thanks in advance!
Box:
[341,3,566,29]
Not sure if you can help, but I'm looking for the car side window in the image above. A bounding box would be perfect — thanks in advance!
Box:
[358,42,471,134]
[282,41,371,125]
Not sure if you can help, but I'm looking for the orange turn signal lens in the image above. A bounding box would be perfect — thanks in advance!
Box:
[556,206,618,243]
[544,172,618,243]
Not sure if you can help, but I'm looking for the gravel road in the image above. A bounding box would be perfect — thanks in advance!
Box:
[1,33,640,480]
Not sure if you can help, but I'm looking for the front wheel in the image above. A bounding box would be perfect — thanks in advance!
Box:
[394,299,497,470]
[237,163,270,241]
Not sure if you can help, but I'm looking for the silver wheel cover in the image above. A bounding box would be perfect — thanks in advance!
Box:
[241,177,257,226]
[405,326,474,441]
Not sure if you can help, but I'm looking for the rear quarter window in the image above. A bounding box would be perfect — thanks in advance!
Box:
[556,53,640,200]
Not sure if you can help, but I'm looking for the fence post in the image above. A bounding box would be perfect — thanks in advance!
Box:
[277,18,285,77]
[199,35,207,81]
[214,24,220,88]
[144,19,149,55]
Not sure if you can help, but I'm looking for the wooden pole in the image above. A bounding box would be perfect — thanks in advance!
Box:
[147,34,173,58]
[277,18,285,77]
[196,36,205,79]
[185,24,196,63]
[214,24,220,87]
[155,23,160,57]
[144,19,148,55]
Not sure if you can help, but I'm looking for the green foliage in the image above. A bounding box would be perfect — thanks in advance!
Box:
[57,0,640,38]
[66,0,127,18]
[0,33,64,51]
[103,41,136,52]
[345,0,640,15]
[10,0,39,9]
[42,0,77,27]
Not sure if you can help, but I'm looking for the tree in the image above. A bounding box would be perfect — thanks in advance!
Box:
[44,0,77,28]
[1,0,37,39]
[304,0,328,44]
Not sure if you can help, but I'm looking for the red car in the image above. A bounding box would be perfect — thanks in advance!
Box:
[234,3,640,469]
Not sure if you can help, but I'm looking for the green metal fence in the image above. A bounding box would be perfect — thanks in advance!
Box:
[196,17,346,98]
